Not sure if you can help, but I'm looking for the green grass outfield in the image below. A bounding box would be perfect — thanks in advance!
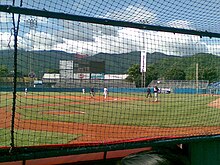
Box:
[0,128,80,146]
[1,92,220,147]
[1,92,219,127]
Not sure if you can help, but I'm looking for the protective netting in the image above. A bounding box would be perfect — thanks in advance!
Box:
[0,0,220,161]
[1,0,219,34]
[1,0,220,34]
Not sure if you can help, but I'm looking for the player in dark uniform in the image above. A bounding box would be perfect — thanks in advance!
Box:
[90,87,95,98]
[146,87,152,98]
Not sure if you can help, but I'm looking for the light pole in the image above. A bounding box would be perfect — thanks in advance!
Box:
[25,18,37,86]
[139,19,148,88]
[196,63,199,94]
[141,49,146,88]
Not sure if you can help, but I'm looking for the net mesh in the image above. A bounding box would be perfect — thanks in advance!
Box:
[11,0,220,34]
[0,0,220,159]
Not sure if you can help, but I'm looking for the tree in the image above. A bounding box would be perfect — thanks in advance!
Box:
[164,67,186,80]
[200,67,217,82]
[186,64,218,82]
[46,68,59,73]
[126,64,159,87]
[185,65,196,80]
[8,71,23,77]
[0,66,8,77]
[145,65,159,85]
[126,64,141,87]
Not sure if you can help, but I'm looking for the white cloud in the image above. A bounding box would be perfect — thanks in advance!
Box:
[24,30,63,51]
[20,16,48,25]
[0,12,48,24]
[56,5,156,42]
[102,5,156,23]
[54,28,140,54]
[146,31,208,56]
[52,9,209,56]
[0,24,211,56]
[166,20,194,29]
[0,5,215,57]
[0,32,29,50]
[52,26,208,56]
[60,20,119,42]
[207,44,220,56]
[0,32,12,49]
[0,12,11,22]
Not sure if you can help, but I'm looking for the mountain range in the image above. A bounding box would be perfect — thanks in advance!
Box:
[0,50,178,77]
[0,50,220,78]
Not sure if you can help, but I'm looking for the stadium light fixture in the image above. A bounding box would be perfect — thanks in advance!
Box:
[25,17,37,85]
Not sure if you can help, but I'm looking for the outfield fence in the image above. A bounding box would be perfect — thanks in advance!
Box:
[0,0,220,162]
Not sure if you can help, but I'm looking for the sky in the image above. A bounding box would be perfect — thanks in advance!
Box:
[0,0,220,56]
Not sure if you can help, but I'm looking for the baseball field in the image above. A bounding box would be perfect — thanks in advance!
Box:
[0,91,220,147]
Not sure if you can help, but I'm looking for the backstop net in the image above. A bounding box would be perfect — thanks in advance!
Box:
[0,0,220,162]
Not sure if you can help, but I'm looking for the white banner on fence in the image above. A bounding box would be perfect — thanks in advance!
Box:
[140,50,146,73]
[104,74,128,80]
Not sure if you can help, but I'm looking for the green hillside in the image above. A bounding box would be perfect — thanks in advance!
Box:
[0,50,171,76]
[87,51,176,73]
[0,50,220,82]
[151,53,220,82]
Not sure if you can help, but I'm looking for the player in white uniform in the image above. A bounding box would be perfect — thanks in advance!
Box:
[24,88,28,96]
[82,88,85,94]
[103,87,108,99]
[153,86,159,102]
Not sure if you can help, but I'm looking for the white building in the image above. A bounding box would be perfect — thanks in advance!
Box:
[42,73,60,83]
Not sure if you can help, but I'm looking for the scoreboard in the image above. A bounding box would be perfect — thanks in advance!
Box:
[59,60,105,79]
